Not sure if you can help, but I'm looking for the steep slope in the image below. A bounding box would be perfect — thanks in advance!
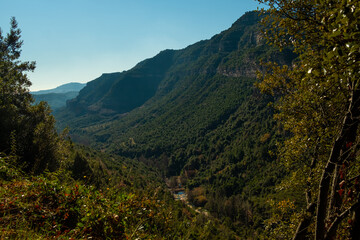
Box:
[56,11,296,236]
[57,11,293,156]
[65,50,175,116]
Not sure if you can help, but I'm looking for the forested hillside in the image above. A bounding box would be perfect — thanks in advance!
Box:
[0,17,237,239]
[4,0,359,238]
[56,11,297,236]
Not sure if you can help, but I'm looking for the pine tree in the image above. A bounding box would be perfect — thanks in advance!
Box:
[0,17,59,173]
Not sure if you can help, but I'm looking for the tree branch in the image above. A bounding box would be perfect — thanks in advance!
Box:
[324,200,360,240]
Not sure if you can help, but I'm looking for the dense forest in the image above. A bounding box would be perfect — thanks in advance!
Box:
[0,17,235,239]
[55,11,296,237]
[1,0,360,239]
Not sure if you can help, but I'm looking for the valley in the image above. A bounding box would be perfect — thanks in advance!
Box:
[53,10,296,237]
[3,1,359,238]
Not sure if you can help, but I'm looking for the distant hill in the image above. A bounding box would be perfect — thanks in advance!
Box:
[32,82,86,110]
[32,82,86,95]
[32,91,80,110]
[55,11,297,236]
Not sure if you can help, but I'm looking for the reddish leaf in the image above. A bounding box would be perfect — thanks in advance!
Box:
[338,189,344,197]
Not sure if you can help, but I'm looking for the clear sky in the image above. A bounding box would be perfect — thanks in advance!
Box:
[1,0,264,91]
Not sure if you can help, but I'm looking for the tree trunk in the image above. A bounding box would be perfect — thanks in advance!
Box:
[292,203,315,240]
[324,201,360,240]
[315,159,337,240]
[328,164,340,219]
[293,146,319,240]
[315,89,360,240]
[350,206,360,239]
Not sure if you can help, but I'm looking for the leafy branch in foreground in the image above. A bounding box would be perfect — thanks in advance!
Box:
[257,0,360,239]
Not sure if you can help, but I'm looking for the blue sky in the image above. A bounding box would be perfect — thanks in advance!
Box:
[1,0,264,91]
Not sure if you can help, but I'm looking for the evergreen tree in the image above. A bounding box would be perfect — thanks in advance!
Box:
[0,17,59,173]
[257,0,360,239]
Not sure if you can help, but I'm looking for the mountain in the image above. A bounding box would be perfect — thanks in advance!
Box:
[32,82,86,95]
[32,91,80,110]
[55,11,296,237]
[65,50,175,116]
[32,82,86,110]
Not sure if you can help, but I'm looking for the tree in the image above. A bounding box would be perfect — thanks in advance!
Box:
[0,17,34,149]
[257,0,360,239]
[0,17,60,173]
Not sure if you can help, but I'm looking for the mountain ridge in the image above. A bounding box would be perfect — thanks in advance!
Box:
[61,11,284,119]
[55,11,296,236]
[32,82,86,95]
[32,82,86,110]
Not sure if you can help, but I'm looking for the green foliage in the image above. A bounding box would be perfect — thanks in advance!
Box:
[54,11,296,237]
[0,15,256,239]
[257,0,360,238]
[0,147,238,239]
[0,18,60,174]
[72,151,93,180]
[264,199,300,239]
